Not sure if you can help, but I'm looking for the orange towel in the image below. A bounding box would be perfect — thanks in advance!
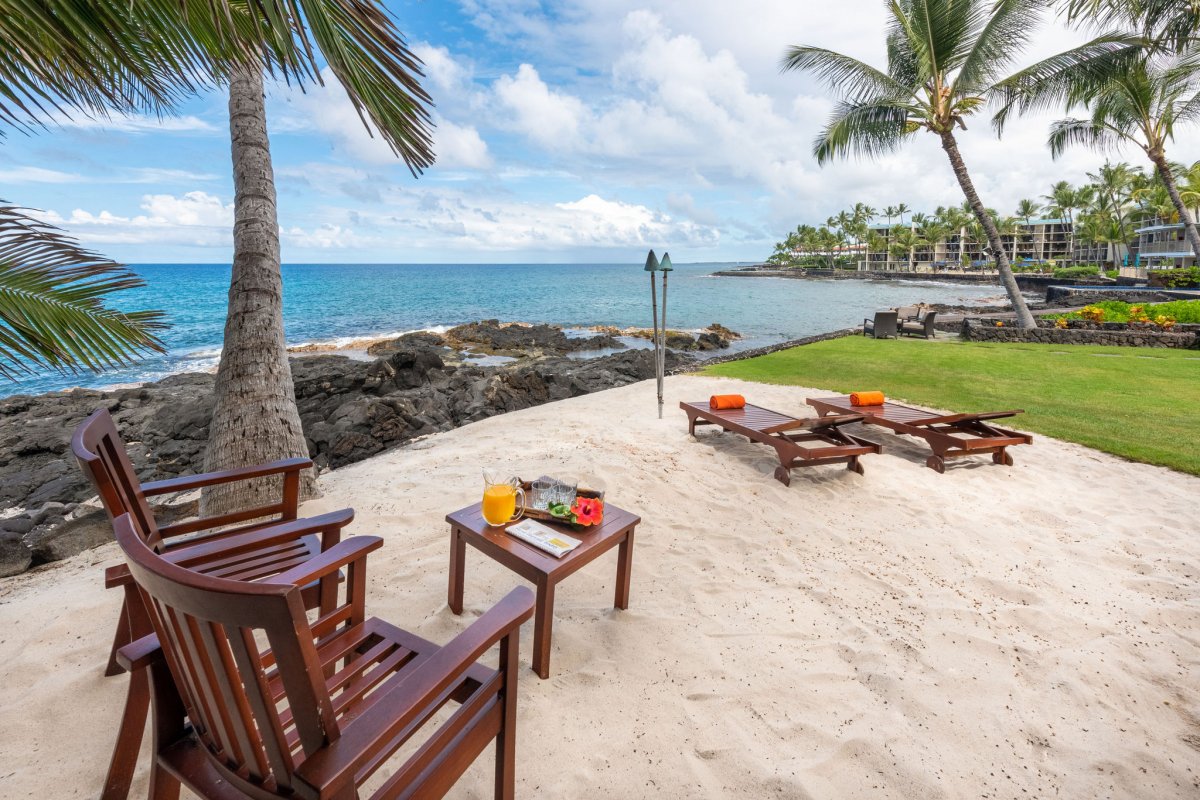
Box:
[850,391,885,407]
[710,394,746,410]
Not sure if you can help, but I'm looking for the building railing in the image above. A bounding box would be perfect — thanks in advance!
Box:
[1138,240,1193,255]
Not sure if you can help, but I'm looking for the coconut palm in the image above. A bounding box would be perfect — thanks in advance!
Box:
[0,204,165,379]
[202,6,434,514]
[2,1,436,511]
[889,228,924,271]
[780,0,1118,327]
[1065,0,1200,53]
[1002,41,1200,260]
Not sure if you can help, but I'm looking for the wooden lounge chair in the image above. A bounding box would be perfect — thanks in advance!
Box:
[806,395,1032,473]
[680,401,881,485]
[109,512,535,800]
[900,310,938,338]
[72,409,352,800]
[863,311,898,339]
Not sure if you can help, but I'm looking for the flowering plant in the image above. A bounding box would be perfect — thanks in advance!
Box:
[1079,305,1106,322]
[548,496,604,527]
[1054,317,1069,329]
[1155,314,1177,329]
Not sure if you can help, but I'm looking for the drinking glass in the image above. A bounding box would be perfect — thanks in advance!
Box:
[481,469,525,526]
[549,479,577,507]
[531,476,555,510]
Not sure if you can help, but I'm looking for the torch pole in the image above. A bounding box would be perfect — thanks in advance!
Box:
[649,271,660,417]
[658,271,667,419]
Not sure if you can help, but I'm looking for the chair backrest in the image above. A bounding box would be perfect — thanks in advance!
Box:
[896,305,918,319]
[71,409,162,549]
[923,311,938,333]
[113,513,338,797]
[872,311,898,338]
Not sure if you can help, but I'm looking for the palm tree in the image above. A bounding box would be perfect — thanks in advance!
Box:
[1003,43,1200,260]
[2,2,435,512]
[889,228,924,271]
[0,204,165,379]
[896,203,911,225]
[203,6,435,515]
[780,0,1113,327]
[882,205,900,226]
[1087,162,1137,245]
[1016,198,1042,225]
[995,215,1023,263]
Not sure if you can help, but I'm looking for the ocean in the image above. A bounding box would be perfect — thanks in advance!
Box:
[6,262,1009,397]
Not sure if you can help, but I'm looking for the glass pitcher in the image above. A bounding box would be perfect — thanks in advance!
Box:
[481,469,525,526]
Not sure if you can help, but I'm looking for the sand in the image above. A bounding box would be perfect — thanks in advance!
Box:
[1,375,1198,798]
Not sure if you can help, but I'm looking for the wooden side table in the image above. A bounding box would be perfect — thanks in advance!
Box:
[446,501,640,679]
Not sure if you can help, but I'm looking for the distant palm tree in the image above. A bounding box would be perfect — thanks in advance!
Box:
[896,203,911,225]
[0,205,165,379]
[882,205,900,226]
[1002,42,1200,259]
[889,228,924,271]
[781,0,1114,327]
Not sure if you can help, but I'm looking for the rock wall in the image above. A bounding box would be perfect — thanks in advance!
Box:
[960,318,1199,348]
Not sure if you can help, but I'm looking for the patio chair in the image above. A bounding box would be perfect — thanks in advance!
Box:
[900,310,939,338]
[896,305,920,322]
[806,395,1032,472]
[110,512,535,800]
[72,409,352,800]
[681,400,881,485]
[863,311,898,339]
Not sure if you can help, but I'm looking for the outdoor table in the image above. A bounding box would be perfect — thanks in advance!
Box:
[446,500,640,679]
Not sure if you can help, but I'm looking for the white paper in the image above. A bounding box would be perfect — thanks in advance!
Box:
[506,518,582,558]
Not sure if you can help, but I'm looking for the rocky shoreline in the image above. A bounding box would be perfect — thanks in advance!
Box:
[0,320,739,576]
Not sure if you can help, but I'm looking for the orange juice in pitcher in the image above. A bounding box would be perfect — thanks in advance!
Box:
[481,470,525,526]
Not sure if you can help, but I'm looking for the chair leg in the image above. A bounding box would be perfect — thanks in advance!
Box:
[105,597,132,677]
[148,767,181,800]
[495,631,520,800]
[100,667,150,800]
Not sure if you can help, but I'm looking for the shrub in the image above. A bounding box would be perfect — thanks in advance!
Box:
[1148,266,1200,288]
[1046,299,1200,326]
[1104,269,1119,279]
[1052,265,1101,280]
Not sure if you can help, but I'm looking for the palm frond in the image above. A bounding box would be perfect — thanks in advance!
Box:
[1047,117,1124,159]
[954,0,1044,90]
[0,0,435,173]
[780,46,906,101]
[990,35,1145,130]
[813,100,915,165]
[0,204,165,380]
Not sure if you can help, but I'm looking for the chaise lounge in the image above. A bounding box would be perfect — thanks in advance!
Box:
[681,400,882,485]
[806,395,1032,472]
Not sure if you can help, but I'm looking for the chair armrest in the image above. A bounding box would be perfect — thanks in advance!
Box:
[141,457,313,496]
[116,633,163,672]
[294,586,535,796]
[263,536,383,587]
[105,563,133,589]
[164,508,354,568]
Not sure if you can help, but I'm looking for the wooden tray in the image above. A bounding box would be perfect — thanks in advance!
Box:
[518,479,604,525]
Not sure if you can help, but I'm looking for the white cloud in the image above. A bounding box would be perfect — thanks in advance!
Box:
[434,117,492,168]
[494,64,587,149]
[0,165,217,184]
[50,113,217,134]
[413,43,473,93]
[40,191,233,246]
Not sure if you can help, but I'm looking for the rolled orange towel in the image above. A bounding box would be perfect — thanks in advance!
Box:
[710,394,746,410]
[850,391,886,407]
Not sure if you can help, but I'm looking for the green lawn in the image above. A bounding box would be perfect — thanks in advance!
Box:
[703,336,1200,476]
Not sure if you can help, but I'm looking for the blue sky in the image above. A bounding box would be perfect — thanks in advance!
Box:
[6,0,1200,264]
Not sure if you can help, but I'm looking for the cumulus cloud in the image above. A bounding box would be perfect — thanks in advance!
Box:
[494,64,587,149]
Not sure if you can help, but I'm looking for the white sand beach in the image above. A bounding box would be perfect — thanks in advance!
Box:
[1,375,1198,798]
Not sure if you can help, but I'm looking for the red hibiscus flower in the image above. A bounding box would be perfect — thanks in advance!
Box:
[570,496,604,526]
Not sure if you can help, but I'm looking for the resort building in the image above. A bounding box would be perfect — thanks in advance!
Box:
[863,218,1073,271]
[1134,216,1196,272]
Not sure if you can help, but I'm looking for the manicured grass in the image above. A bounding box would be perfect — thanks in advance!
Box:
[704,336,1200,476]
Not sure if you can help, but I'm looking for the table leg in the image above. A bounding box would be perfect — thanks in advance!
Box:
[532,579,555,679]
[614,528,634,610]
[448,527,465,615]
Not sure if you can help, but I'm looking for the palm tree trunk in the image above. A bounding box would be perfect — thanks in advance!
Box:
[202,66,317,515]
[939,131,1036,328]
[1150,153,1200,260]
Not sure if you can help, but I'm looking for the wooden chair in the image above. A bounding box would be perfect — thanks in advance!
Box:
[680,401,882,485]
[72,409,353,800]
[900,310,938,338]
[807,395,1032,472]
[863,311,898,339]
[110,512,535,800]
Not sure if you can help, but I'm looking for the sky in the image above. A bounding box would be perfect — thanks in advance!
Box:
[6,0,1200,264]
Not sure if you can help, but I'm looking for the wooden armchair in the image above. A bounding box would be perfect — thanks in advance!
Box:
[111,513,535,800]
[72,409,353,800]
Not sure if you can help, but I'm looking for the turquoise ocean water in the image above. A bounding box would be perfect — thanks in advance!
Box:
[6,262,1009,397]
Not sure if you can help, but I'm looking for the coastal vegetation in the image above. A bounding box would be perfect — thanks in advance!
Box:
[767,159,1200,273]
[704,336,1200,475]
[1050,299,1200,325]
